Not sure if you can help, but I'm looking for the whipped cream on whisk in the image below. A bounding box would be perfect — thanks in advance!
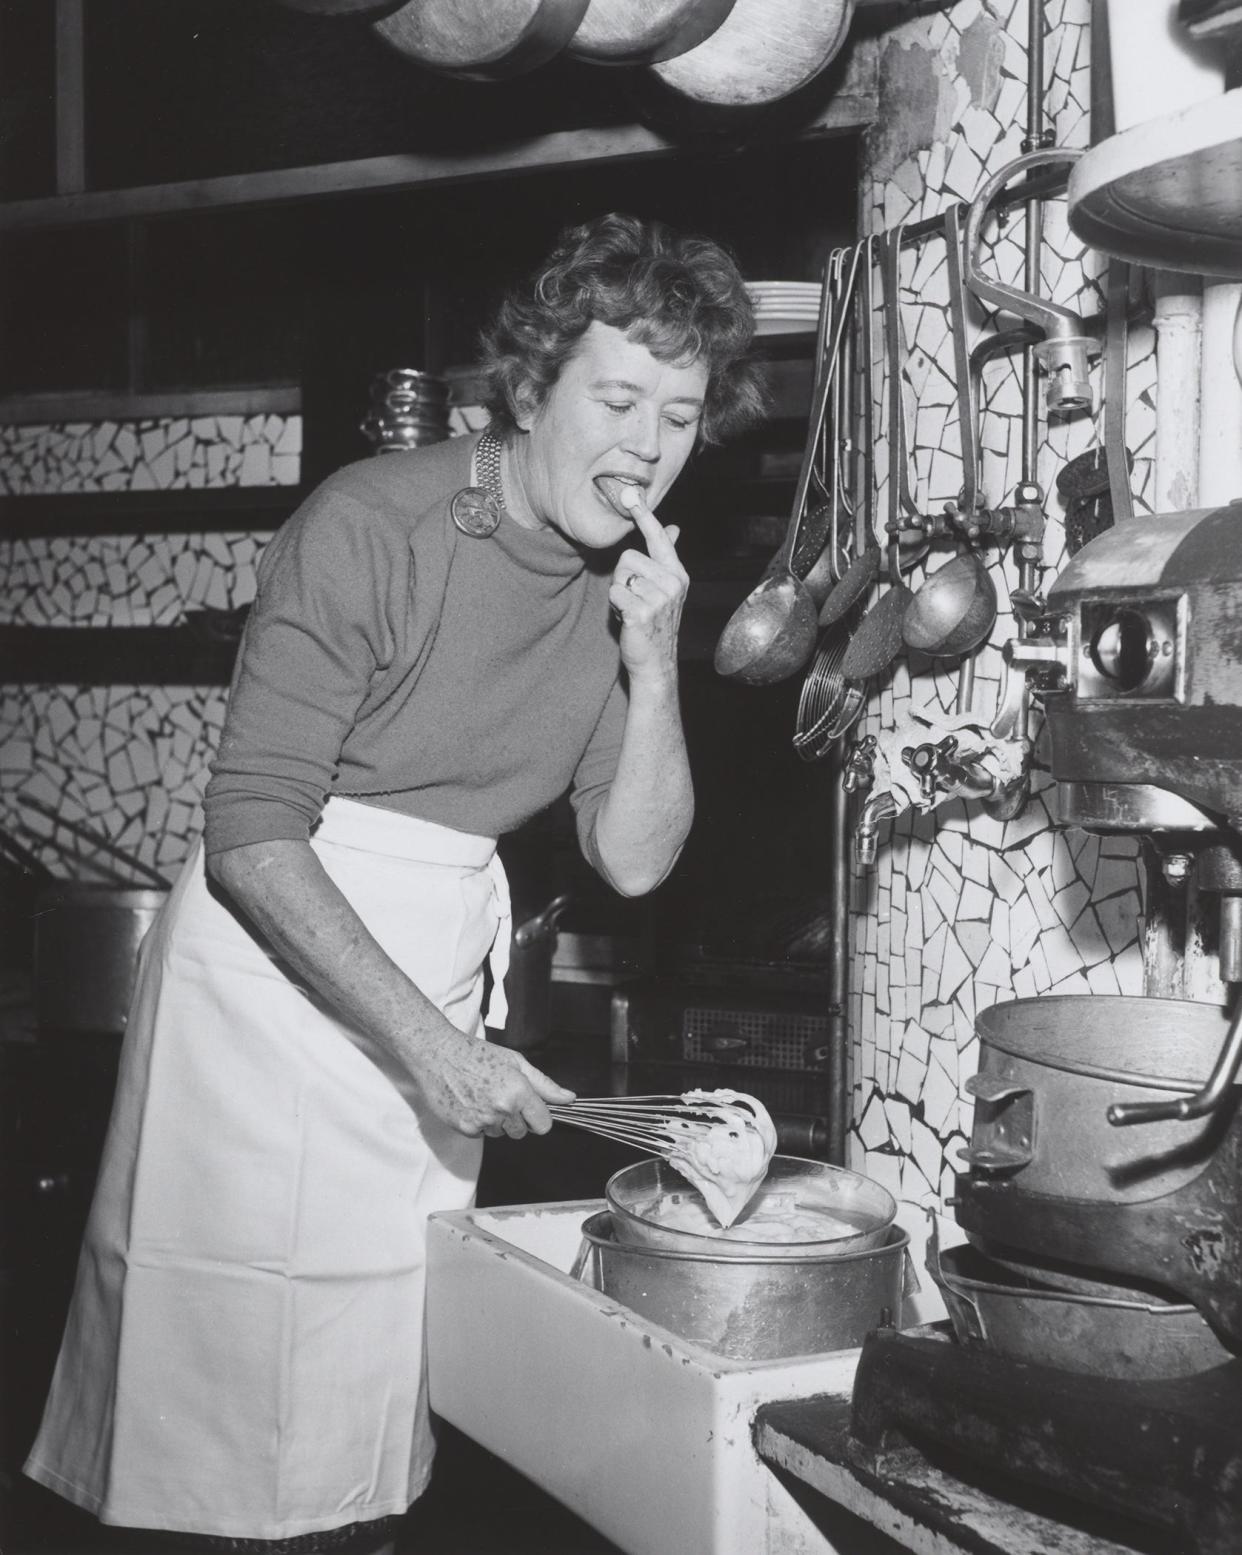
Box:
[663,1088,777,1228]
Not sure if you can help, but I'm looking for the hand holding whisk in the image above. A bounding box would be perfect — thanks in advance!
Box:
[549,1090,777,1227]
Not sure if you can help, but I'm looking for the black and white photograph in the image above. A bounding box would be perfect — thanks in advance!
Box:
[1,2,1240,1553]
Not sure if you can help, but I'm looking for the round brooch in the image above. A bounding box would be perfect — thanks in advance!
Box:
[450,487,502,538]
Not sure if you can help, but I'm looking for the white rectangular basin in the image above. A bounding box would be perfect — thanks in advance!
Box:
[426,1199,861,1555]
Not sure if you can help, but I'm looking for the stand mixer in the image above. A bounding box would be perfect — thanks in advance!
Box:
[846,501,1242,1555]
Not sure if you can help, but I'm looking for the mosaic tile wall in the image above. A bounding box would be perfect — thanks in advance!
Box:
[0,415,300,878]
[0,415,302,496]
[0,408,484,879]
[848,0,1154,1242]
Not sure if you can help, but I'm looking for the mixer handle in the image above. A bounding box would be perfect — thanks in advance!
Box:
[1108,989,1242,1127]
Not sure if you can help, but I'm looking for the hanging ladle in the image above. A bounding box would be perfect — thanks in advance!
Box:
[840,228,917,681]
[714,244,862,686]
[901,205,998,660]
[819,237,881,628]
[902,548,997,656]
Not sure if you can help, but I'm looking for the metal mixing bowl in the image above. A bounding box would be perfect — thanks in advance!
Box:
[579,1210,911,1361]
[606,1154,897,1259]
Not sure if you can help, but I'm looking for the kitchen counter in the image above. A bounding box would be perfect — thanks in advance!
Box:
[427,1198,870,1555]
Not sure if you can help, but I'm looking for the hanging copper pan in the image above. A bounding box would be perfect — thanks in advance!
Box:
[566,0,738,66]
[648,0,858,107]
[373,0,591,80]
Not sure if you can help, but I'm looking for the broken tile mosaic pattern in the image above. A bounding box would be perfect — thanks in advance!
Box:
[849,0,1152,1231]
[0,415,299,876]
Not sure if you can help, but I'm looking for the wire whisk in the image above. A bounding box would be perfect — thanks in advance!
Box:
[548,1093,766,1154]
[547,1100,733,1150]
[551,1091,778,1228]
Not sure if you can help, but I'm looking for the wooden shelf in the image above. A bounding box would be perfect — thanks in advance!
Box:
[0,484,306,539]
[0,622,240,686]
[0,384,300,429]
[0,575,755,685]
[1068,88,1242,278]
[0,103,873,233]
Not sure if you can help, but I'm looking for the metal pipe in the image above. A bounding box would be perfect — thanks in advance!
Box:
[1152,274,1203,512]
[1140,838,1188,999]
[1021,0,1046,492]
[1014,0,1052,604]
[896,169,1069,248]
[1198,280,1242,506]
[827,740,851,1167]
[1220,896,1242,986]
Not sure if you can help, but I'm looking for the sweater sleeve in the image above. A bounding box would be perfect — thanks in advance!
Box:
[567,673,628,877]
[202,480,401,856]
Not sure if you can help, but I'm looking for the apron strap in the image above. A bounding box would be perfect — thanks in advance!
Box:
[483,851,512,1030]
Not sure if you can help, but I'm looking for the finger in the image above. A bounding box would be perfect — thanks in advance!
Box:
[627,502,681,566]
[522,1097,555,1136]
[522,1062,575,1105]
[502,1116,528,1140]
[609,582,648,622]
[515,1068,568,1136]
[617,547,685,592]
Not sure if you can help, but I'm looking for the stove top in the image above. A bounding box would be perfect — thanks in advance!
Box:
[846,1325,1242,1555]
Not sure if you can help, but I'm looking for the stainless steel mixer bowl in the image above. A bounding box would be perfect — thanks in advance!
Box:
[605,1155,897,1259]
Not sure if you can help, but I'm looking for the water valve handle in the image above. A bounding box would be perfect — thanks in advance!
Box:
[901,737,971,804]
[843,734,878,793]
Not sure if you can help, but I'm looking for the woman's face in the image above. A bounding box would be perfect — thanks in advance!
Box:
[511,321,708,549]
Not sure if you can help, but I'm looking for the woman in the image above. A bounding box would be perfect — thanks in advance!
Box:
[24,212,765,1553]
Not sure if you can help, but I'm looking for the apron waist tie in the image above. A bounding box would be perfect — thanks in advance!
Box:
[483,852,511,1031]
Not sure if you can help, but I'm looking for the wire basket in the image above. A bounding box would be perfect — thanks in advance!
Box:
[792,627,866,761]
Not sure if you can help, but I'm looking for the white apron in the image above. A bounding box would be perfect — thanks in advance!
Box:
[24,798,511,1541]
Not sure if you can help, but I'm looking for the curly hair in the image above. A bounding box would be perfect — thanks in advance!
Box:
[477,212,767,446]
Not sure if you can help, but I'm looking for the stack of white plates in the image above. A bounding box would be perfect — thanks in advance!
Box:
[744,281,823,337]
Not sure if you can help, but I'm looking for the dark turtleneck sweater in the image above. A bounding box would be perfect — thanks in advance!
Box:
[203,435,626,866]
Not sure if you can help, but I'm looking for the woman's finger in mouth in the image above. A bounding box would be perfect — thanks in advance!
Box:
[596,475,647,516]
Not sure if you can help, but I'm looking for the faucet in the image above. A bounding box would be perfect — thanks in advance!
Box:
[855,791,899,866]
[845,717,1040,868]
[843,736,893,866]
